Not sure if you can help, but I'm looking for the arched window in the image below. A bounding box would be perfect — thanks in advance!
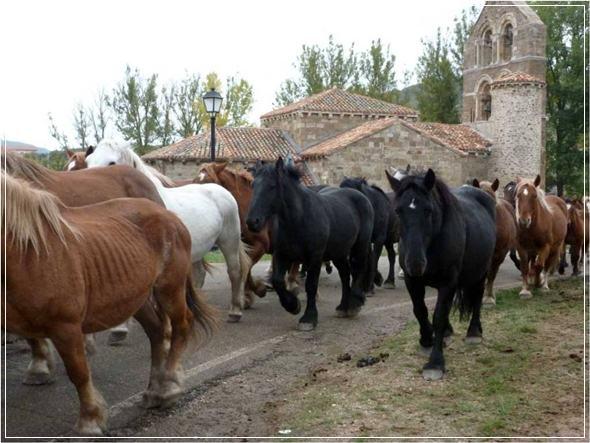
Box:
[482,30,493,65]
[478,82,492,121]
[501,23,513,61]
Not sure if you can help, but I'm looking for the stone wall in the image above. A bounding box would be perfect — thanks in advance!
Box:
[487,83,545,186]
[305,123,488,189]
[145,158,250,181]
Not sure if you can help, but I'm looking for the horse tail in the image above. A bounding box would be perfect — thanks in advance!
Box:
[201,257,214,275]
[185,275,220,343]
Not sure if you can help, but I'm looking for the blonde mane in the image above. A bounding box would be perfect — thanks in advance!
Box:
[2,152,55,186]
[2,172,79,254]
[515,179,553,214]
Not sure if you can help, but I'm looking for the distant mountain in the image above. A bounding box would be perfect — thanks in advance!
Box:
[4,140,51,155]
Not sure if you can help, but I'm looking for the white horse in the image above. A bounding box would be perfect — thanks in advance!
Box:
[86,140,251,321]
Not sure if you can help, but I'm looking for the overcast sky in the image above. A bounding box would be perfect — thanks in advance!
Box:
[1,0,484,150]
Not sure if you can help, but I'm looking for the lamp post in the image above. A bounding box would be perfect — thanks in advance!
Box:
[202,88,223,161]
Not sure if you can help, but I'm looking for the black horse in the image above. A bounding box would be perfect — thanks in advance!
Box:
[385,168,496,380]
[502,181,521,271]
[340,177,397,291]
[247,158,374,330]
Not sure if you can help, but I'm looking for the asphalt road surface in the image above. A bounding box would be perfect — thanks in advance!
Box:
[4,257,526,438]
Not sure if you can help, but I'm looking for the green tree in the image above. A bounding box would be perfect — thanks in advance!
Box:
[415,29,459,123]
[110,66,160,154]
[73,103,91,149]
[173,73,203,138]
[450,5,479,74]
[159,84,176,146]
[532,3,587,195]
[24,151,68,171]
[90,89,109,144]
[356,39,397,102]
[197,72,254,128]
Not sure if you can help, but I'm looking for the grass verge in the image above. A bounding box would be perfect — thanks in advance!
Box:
[273,278,585,438]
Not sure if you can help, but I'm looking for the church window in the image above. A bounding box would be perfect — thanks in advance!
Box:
[501,23,513,61]
[478,82,492,121]
[482,30,493,65]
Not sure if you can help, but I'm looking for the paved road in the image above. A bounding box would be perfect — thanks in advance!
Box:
[4,257,524,438]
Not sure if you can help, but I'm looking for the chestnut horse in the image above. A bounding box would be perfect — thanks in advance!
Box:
[65,147,94,171]
[3,153,167,383]
[472,178,518,305]
[196,162,270,306]
[514,175,568,298]
[558,199,588,276]
[3,172,217,435]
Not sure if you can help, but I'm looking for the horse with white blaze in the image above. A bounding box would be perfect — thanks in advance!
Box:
[85,140,251,321]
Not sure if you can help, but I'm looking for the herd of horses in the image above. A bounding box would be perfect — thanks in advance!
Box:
[3,139,587,435]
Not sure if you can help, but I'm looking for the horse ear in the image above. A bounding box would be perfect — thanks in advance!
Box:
[276,157,284,174]
[405,164,411,173]
[492,178,500,191]
[472,178,480,188]
[516,176,523,183]
[424,169,436,191]
[65,148,74,159]
[215,162,228,173]
[85,145,94,157]
[385,170,401,192]
[534,175,541,187]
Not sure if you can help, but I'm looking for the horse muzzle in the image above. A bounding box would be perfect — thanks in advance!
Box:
[404,258,427,277]
[518,217,532,229]
[246,217,263,233]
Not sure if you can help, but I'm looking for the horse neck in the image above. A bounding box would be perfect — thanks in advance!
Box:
[277,181,306,227]
[219,171,253,217]
[130,154,166,191]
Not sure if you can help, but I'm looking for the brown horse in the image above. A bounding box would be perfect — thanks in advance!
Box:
[473,178,518,305]
[514,175,568,298]
[196,162,270,305]
[65,147,93,171]
[3,172,217,435]
[3,153,166,382]
[558,199,588,276]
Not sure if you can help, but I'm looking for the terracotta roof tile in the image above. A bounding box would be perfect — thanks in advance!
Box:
[301,118,491,159]
[401,121,492,154]
[491,71,545,87]
[301,118,398,159]
[143,127,299,161]
[261,88,418,120]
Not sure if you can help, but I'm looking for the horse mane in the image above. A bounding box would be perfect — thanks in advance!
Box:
[146,165,175,187]
[2,172,79,254]
[2,153,55,186]
[516,179,553,214]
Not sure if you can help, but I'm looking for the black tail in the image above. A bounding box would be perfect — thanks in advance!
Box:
[454,279,485,321]
[185,276,219,343]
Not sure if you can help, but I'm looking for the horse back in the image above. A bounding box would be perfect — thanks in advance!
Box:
[545,195,568,245]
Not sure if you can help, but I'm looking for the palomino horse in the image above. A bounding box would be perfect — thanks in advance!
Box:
[386,169,496,380]
[558,198,588,276]
[514,175,568,298]
[472,178,518,306]
[3,172,217,435]
[247,158,374,330]
[3,152,168,382]
[196,162,270,306]
[85,140,251,322]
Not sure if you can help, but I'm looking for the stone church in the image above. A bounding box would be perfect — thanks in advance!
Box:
[144,1,546,190]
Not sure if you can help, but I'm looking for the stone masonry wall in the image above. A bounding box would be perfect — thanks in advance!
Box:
[487,84,545,186]
[145,159,251,181]
[305,123,486,189]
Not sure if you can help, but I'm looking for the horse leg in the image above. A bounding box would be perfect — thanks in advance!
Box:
[272,257,301,315]
[107,321,129,346]
[465,278,485,344]
[297,260,321,331]
[383,241,397,289]
[558,246,568,275]
[535,244,552,290]
[246,243,268,298]
[218,238,246,322]
[286,263,301,295]
[372,241,385,289]
[405,277,432,354]
[423,286,455,381]
[133,303,167,409]
[518,249,533,299]
[50,324,107,436]
[348,244,369,315]
[23,338,55,385]
[509,248,521,271]
[571,241,582,276]
[483,257,501,307]
[333,258,352,317]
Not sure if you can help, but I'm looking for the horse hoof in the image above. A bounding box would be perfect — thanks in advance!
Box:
[418,346,432,357]
[141,391,162,409]
[383,280,396,289]
[22,371,54,386]
[443,335,452,347]
[519,289,533,300]
[422,368,444,381]
[465,336,482,345]
[297,322,315,331]
[244,296,254,310]
[398,269,405,278]
[482,297,496,307]
[346,307,362,318]
[335,309,347,318]
[107,330,128,346]
[75,420,104,436]
[227,313,242,323]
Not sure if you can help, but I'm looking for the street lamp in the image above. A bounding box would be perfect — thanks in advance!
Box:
[202,88,223,161]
